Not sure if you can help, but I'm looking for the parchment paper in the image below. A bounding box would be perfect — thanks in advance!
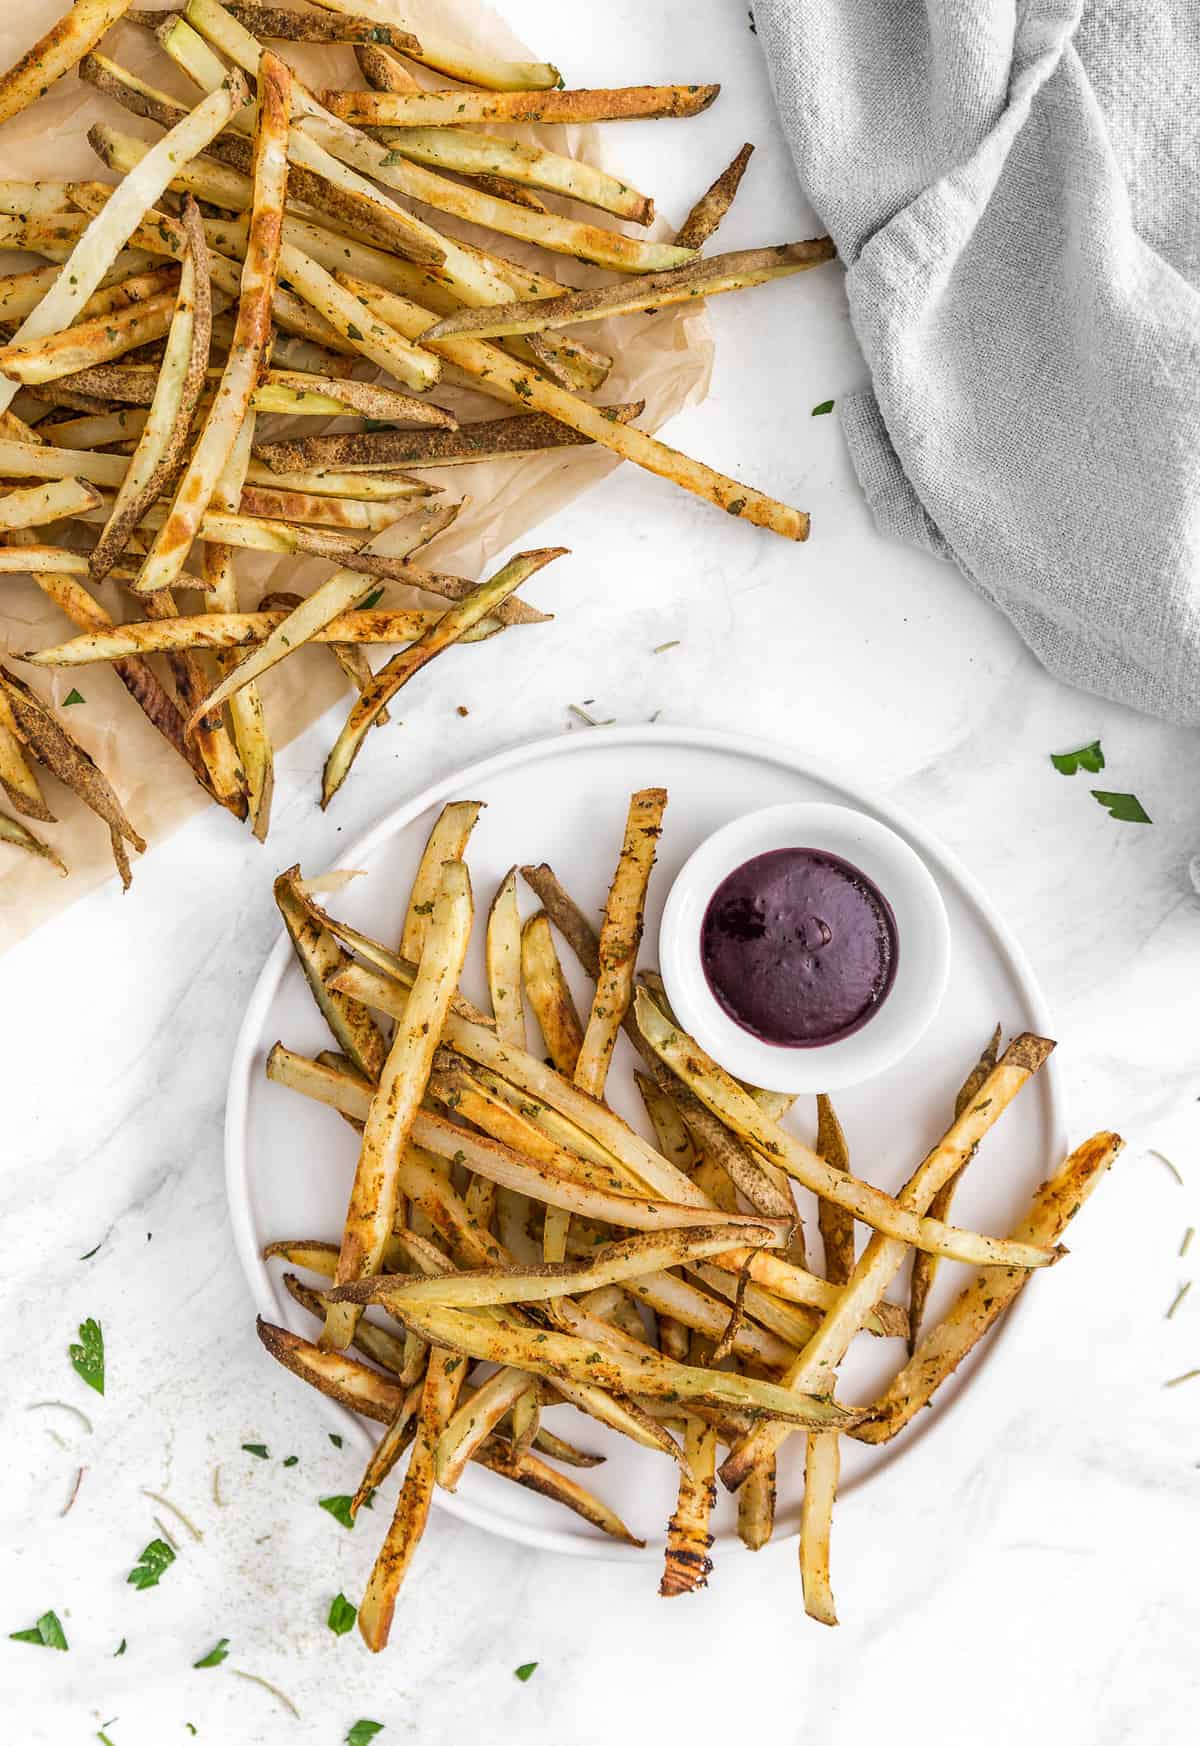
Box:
[0,0,713,949]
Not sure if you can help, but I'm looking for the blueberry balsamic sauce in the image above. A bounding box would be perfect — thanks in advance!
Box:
[699,847,898,1047]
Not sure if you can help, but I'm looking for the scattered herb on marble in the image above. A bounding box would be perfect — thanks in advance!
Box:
[811,399,834,416]
[9,1610,68,1650]
[282,1454,299,1467]
[97,1731,116,1745]
[1164,1368,1200,1388]
[142,1490,202,1542]
[1050,740,1104,775]
[62,1466,85,1516]
[514,1662,538,1682]
[114,1639,126,1656]
[1149,1150,1184,1184]
[653,640,680,654]
[127,1538,175,1591]
[230,1670,300,1718]
[242,1443,269,1459]
[327,1593,357,1636]
[319,1494,358,1529]
[193,1638,230,1669]
[328,1433,344,1448]
[79,1244,101,1260]
[62,688,85,706]
[346,1723,384,1746]
[27,1399,93,1435]
[1091,789,1151,823]
[1167,1282,1192,1320]
[569,704,615,727]
[1181,1226,1194,1258]
[69,1318,104,1394]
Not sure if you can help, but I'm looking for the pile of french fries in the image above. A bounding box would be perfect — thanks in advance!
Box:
[258,785,1123,1649]
[0,0,836,887]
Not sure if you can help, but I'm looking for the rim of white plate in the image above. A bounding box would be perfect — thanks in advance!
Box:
[225,724,1065,1562]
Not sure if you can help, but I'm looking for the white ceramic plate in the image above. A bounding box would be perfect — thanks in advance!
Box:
[226,726,1064,1562]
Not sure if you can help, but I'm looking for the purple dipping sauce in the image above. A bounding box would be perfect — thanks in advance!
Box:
[700,847,898,1047]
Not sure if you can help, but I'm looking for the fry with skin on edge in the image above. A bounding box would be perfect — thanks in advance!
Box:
[132,53,287,596]
[0,690,52,821]
[90,196,212,584]
[676,143,756,249]
[137,586,247,818]
[661,1414,718,1596]
[908,1025,1002,1353]
[0,0,135,130]
[322,83,721,128]
[337,278,809,541]
[636,991,1060,1272]
[274,867,385,1081]
[0,291,188,385]
[306,0,561,90]
[377,125,652,226]
[253,403,643,477]
[576,788,666,1098]
[486,866,526,1049]
[719,1032,1056,1493]
[0,809,66,875]
[323,1296,864,1431]
[854,1131,1124,1445]
[738,1461,777,1551]
[322,549,567,806]
[521,911,583,1074]
[0,73,248,420]
[401,801,483,962]
[325,859,473,1350]
[816,1094,856,1288]
[422,242,836,343]
[0,667,144,887]
[22,608,478,664]
[133,5,423,49]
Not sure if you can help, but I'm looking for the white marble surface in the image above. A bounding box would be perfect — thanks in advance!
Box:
[4,3,1200,1742]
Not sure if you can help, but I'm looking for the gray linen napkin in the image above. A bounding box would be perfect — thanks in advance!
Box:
[755,0,1200,722]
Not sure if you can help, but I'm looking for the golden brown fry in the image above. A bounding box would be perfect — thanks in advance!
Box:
[274,866,386,1081]
[486,866,526,1049]
[352,1388,422,1516]
[0,476,101,533]
[816,1093,855,1287]
[91,195,213,584]
[737,1460,776,1550]
[800,1430,840,1625]
[0,690,53,822]
[135,5,422,46]
[908,1026,1003,1353]
[575,788,667,1098]
[855,1131,1124,1445]
[279,1268,422,1384]
[637,993,1059,1271]
[256,1316,406,1421]
[521,910,583,1074]
[322,83,721,127]
[326,860,473,1349]
[661,1416,717,1596]
[422,242,835,343]
[719,1033,1057,1491]
[0,667,144,887]
[0,808,66,875]
[253,403,643,476]
[322,549,566,806]
[133,52,288,596]
[0,0,134,130]
[23,608,458,665]
[400,800,482,962]
[675,142,756,249]
[0,292,182,384]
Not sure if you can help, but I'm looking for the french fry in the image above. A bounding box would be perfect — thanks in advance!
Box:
[273,866,386,1081]
[0,72,248,417]
[253,403,643,476]
[234,487,407,532]
[622,1268,803,1369]
[660,1416,717,1596]
[338,280,810,540]
[351,1387,422,1516]
[737,1460,777,1551]
[0,477,101,533]
[0,690,53,821]
[131,54,288,596]
[279,1268,421,1384]
[306,117,698,276]
[486,866,526,1048]
[134,5,423,51]
[0,808,66,875]
[335,1224,783,1313]
[908,1026,1002,1353]
[90,196,212,583]
[0,666,144,886]
[800,1430,840,1625]
[423,242,836,343]
[854,1132,1124,1445]
[576,788,667,1098]
[358,1347,463,1651]
[321,548,567,806]
[400,800,483,962]
[435,1366,537,1491]
[372,125,653,226]
[241,464,436,499]
[636,992,1060,1271]
[521,910,583,1074]
[0,0,135,129]
[329,1297,864,1431]
[325,859,474,1349]
[719,1033,1057,1492]
[675,143,756,249]
[276,242,440,392]
[815,1094,856,1287]
[322,84,721,128]
[0,290,186,384]
[307,0,562,91]
[137,587,248,818]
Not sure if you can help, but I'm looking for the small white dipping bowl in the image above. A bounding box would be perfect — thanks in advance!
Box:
[658,802,951,1094]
